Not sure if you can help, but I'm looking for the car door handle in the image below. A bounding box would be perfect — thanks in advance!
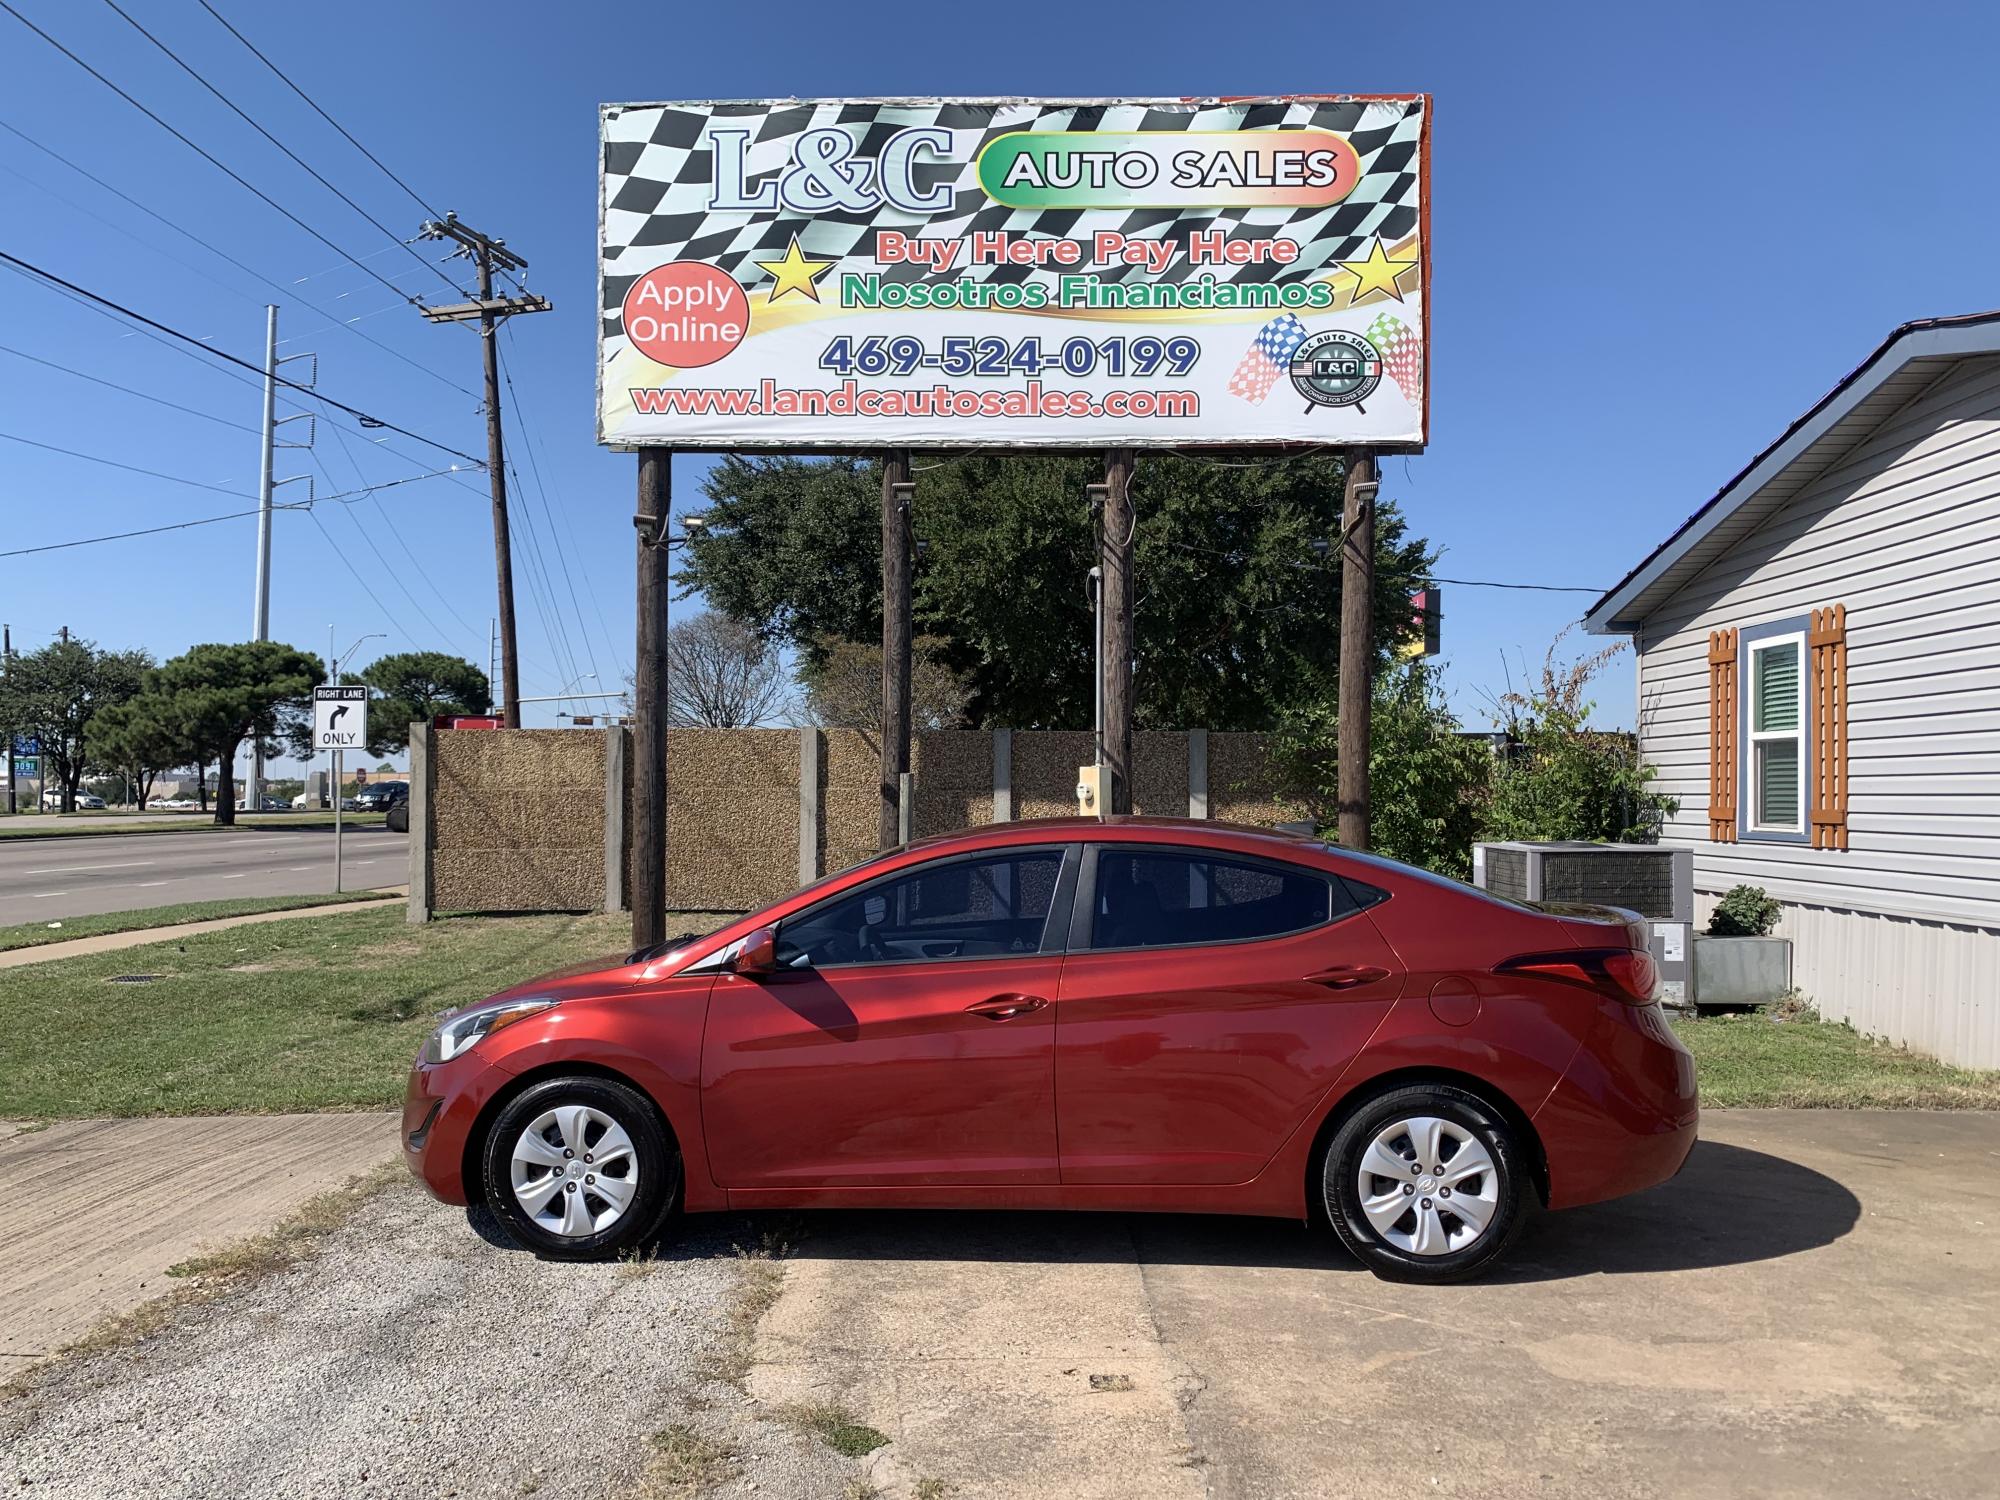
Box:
[966,993,1049,1021]
[1304,965,1390,990]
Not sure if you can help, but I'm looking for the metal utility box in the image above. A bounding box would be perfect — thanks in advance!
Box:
[1472,842,1696,1006]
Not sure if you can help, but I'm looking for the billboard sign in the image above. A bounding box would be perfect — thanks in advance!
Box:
[599,97,1427,450]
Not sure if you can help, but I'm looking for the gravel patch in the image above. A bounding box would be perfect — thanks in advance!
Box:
[2,1182,851,1499]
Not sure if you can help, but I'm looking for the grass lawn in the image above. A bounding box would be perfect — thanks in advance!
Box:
[0,890,396,953]
[0,813,386,839]
[1674,1010,2000,1108]
[0,907,629,1119]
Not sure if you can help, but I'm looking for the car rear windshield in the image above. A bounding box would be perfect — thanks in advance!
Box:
[1325,844,1542,914]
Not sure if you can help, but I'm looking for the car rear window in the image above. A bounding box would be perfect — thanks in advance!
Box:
[1089,849,1345,951]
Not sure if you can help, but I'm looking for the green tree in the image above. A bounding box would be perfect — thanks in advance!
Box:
[358,651,491,753]
[152,642,324,826]
[87,689,198,809]
[1273,660,1494,878]
[678,452,1434,730]
[0,638,150,811]
[1482,632,1678,844]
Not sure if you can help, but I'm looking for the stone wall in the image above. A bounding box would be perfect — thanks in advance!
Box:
[422,725,1312,917]
[432,729,609,912]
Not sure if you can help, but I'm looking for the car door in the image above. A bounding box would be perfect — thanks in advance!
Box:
[1055,842,1405,1185]
[700,844,1076,1190]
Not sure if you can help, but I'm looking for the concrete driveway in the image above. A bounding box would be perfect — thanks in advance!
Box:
[752,1109,2000,1500]
[5,1110,1993,1498]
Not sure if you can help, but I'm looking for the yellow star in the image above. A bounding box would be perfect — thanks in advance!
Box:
[754,235,837,305]
[1338,239,1418,304]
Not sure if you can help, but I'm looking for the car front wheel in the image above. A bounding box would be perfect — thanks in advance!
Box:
[480,1076,679,1259]
[1322,1083,1528,1283]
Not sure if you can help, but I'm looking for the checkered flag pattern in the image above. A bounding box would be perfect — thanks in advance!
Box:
[1366,311,1424,409]
[600,98,1425,349]
[1228,313,1309,404]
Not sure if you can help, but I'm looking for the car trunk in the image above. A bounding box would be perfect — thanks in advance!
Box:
[1532,901,1648,952]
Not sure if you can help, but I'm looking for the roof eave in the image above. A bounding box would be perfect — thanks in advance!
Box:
[1584,312,2000,636]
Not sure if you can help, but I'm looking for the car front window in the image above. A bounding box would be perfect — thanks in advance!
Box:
[776,850,1064,969]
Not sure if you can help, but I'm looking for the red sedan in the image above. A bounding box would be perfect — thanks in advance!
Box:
[404,818,1697,1283]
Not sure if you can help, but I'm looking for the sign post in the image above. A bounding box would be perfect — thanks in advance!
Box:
[314,686,368,892]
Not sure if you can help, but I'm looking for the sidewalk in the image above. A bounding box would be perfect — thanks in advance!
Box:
[0,1113,400,1372]
[0,892,405,969]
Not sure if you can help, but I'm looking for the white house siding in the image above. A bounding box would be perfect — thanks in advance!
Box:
[1635,355,2000,1066]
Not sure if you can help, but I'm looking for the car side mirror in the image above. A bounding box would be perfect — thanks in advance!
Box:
[732,926,780,977]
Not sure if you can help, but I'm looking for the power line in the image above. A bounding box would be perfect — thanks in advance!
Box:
[496,338,604,687]
[305,504,412,642]
[0,502,304,557]
[0,1,417,308]
[0,428,256,499]
[195,0,444,223]
[0,113,476,397]
[99,0,473,304]
[1422,576,1604,595]
[0,340,259,434]
[0,249,485,465]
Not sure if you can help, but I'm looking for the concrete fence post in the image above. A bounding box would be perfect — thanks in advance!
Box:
[993,728,1013,822]
[798,727,822,887]
[1188,729,1209,819]
[897,770,915,844]
[407,720,434,923]
[603,726,628,914]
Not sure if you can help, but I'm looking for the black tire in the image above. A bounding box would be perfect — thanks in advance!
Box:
[385,802,408,833]
[480,1076,679,1260]
[1321,1083,1529,1284]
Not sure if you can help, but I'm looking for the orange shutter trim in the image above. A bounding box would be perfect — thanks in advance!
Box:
[1707,627,1738,842]
[1810,604,1849,851]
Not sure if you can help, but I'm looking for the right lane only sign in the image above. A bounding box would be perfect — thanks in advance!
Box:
[314,686,369,752]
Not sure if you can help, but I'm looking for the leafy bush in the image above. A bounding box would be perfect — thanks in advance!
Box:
[1274,661,1490,879]
[1482,632,1677,845]
[1708,884,1782,937]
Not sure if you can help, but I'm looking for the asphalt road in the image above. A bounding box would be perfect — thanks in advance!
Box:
[0,827,407,924]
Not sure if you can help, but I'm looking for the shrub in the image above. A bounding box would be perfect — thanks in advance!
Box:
[1708,884,1782,937]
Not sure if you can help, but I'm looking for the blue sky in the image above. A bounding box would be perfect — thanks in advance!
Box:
[3,0,1997,764]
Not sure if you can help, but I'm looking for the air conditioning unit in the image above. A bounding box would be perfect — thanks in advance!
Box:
[1472,842,1695,1007]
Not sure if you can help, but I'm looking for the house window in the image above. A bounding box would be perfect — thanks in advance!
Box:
[1745,629,1807,836]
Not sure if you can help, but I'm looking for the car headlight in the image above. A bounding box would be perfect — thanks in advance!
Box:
[421,997,559,1065]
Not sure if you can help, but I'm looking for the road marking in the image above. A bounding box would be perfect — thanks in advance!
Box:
[28,891,70,899]
[288,866,313,872]
[20,860,156,875]
[137,881,170,887]
[221,873,250,879]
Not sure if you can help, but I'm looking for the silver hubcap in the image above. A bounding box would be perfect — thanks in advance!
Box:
[510,1104,639,1239]
[1355,1115,1499,1257]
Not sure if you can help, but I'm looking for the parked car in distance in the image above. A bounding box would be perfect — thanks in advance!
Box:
[404,817,1699,1284]
[40,791,107,810]
[352,781,409,813]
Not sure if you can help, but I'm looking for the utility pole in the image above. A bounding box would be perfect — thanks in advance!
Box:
[247,306,315,811]
[2,622,13,815]
[488,618,497,700]
[1336,452,1380,850]
[632,449,671,951]
[879,453,914,849]
[418,214,552,729]
[1100,449,1136,815]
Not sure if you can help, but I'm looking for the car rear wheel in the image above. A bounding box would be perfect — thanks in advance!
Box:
[1321,1083,1528,1283]
[480,1076,679,1260]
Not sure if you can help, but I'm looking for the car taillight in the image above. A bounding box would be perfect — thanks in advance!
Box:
[1496,947,1659,1005]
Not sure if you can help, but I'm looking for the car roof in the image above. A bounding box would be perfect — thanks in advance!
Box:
[899,815,1323,857]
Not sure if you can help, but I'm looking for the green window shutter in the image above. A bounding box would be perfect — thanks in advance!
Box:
[1757,739,1800,825]
[1753,642,1800,732]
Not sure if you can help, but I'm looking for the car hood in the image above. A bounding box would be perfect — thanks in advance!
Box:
[470,953,642,1011]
